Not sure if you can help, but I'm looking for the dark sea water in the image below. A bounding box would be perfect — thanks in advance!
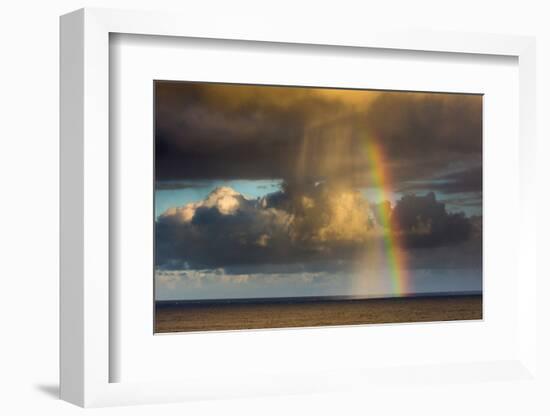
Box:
[155,293,483,333]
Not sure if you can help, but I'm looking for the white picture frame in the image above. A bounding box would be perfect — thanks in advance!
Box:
[60,7,538,408]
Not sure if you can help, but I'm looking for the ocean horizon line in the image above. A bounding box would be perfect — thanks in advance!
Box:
[156,291,482,306]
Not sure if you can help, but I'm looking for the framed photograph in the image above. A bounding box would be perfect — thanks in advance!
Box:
[60,8,539,408]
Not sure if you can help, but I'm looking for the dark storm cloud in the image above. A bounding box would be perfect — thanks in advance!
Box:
[155,181,205,190]
[362,93,482,184]
[393,192,473,248]
[155,82,347,181]
[443,195,483,208]
[398,166,483,195]
[155,81,482,192]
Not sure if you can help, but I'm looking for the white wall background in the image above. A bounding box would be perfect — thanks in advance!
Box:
[1,1,548,414]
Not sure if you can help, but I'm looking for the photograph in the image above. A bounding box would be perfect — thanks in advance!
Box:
[154,81,483,333]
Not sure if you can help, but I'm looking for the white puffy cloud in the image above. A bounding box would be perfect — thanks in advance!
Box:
[161,187,242,222]
[156,184,383,270]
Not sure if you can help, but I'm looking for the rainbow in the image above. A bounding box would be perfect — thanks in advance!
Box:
[364,140,410,296]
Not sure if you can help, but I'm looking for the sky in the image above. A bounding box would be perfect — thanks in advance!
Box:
[154,81,482,301]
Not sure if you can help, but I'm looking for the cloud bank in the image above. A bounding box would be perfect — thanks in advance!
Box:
[156,185,477,270]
